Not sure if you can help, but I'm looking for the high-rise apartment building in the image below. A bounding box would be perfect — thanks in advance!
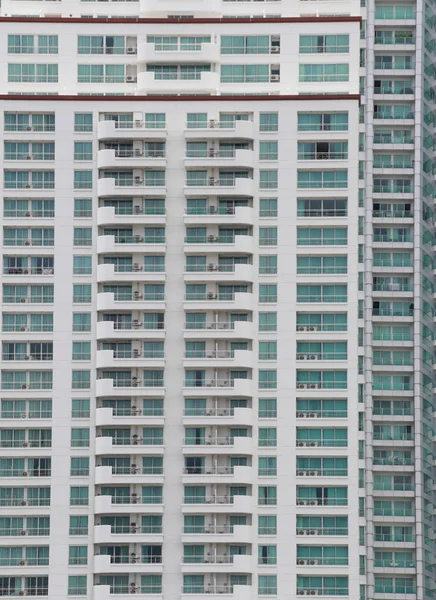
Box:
[0,0,433,598]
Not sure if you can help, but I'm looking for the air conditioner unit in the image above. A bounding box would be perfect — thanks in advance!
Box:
[308,500,317,505]
[297,529,307,535]
[297,559,308,565]
[297,470,307,476]
[309,326,319,331]
[25,184,31,189]
[18,591,27,596]
[20,327,28,332]
[21,384,28,390]
[297,412,307,418]
[308,413,318,418]
[297,384,307,389]
[309,442,319,447]
[297,591,308,596]
[22,471,29,477]
[271,46,280,53]
[309,530,319,535]
[19,560,27,566]
[309,471,319,476]
[297,355,306,360]
[20,298,28,303]
[309,355,319,360]
[133,263,143,271]
[133,349,141,358]
[309,591,319,596]
[25,212,32,217]
[297,441,306,447]
[22,442,29,447]
[24,355,30,360]
[20,500,29,506]
[134,205,142,213]
[134,120,142,128]
[24,240,32,246]
[134,176,143,184]
[133,293,143,300]
[126,76,137,83]
[126,47,136,54]
[26,126,34,132]
[297,326,308,331]
[309,384,320,389]
[271,74,280,82]
[207,293,217,300]
[20,530,27,536]
[297,500,308,506]
[209,119,219,128]
[26,155,33,160]
[21,413,27,419]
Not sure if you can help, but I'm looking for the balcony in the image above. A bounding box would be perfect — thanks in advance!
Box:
[97,119,167,141]
[95,465,164,486]
[93,553,164,575]
[184,177,254,197]
[183,319,253,340]
[139,0,221,15]
[96,321,165,342]
[94,523,163,545]
[184,119,255,140]
[97,263,166,284]
[97,206,166,227]
[181,552,252,573]
[96,404,163,426]
[97,177,166,198]
[96,349,165,369]
[97,234,166,255]
[182,435,253,455]
[184,149,254,169]
[182,464,253,485]
[182,523,252,544]
[182,406,253,427]
[184,206,254,227]
[95,494,164,515]
[182,376,253,398]
[182,493,253,514]
[97,291,165,312]
[138,42,220,64]
[183,349,253,369]
[97,149,167,170]
[183,291,254,312]
[137,71,220,94]
[183,234,254,255]
[184,263,253,283]
[96,377,165,398]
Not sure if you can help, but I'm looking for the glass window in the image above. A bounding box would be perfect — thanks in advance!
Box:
[74,114,93,132]
[71,399,90,419]
[73,285,91,303]
[68,575,87,596]
[73,313,91,332]
[70,486,89,506]
[260,141,278,160]
[72,342,91,360]
[74,142,92,161]
[74,171,92,190]
[73,256,92,275]
[260,170,278,189]
[71,371,91,390]
[73,228,92,246]
[260,113,278,132]
[74,199,92,218]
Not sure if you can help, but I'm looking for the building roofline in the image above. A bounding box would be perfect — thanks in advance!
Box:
[0,16,362,24]
[0,94,361,102]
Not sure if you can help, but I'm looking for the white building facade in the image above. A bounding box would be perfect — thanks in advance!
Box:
[0,0,433,599]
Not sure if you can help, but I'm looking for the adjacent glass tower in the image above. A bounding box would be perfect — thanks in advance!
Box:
[0,0,433,599]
